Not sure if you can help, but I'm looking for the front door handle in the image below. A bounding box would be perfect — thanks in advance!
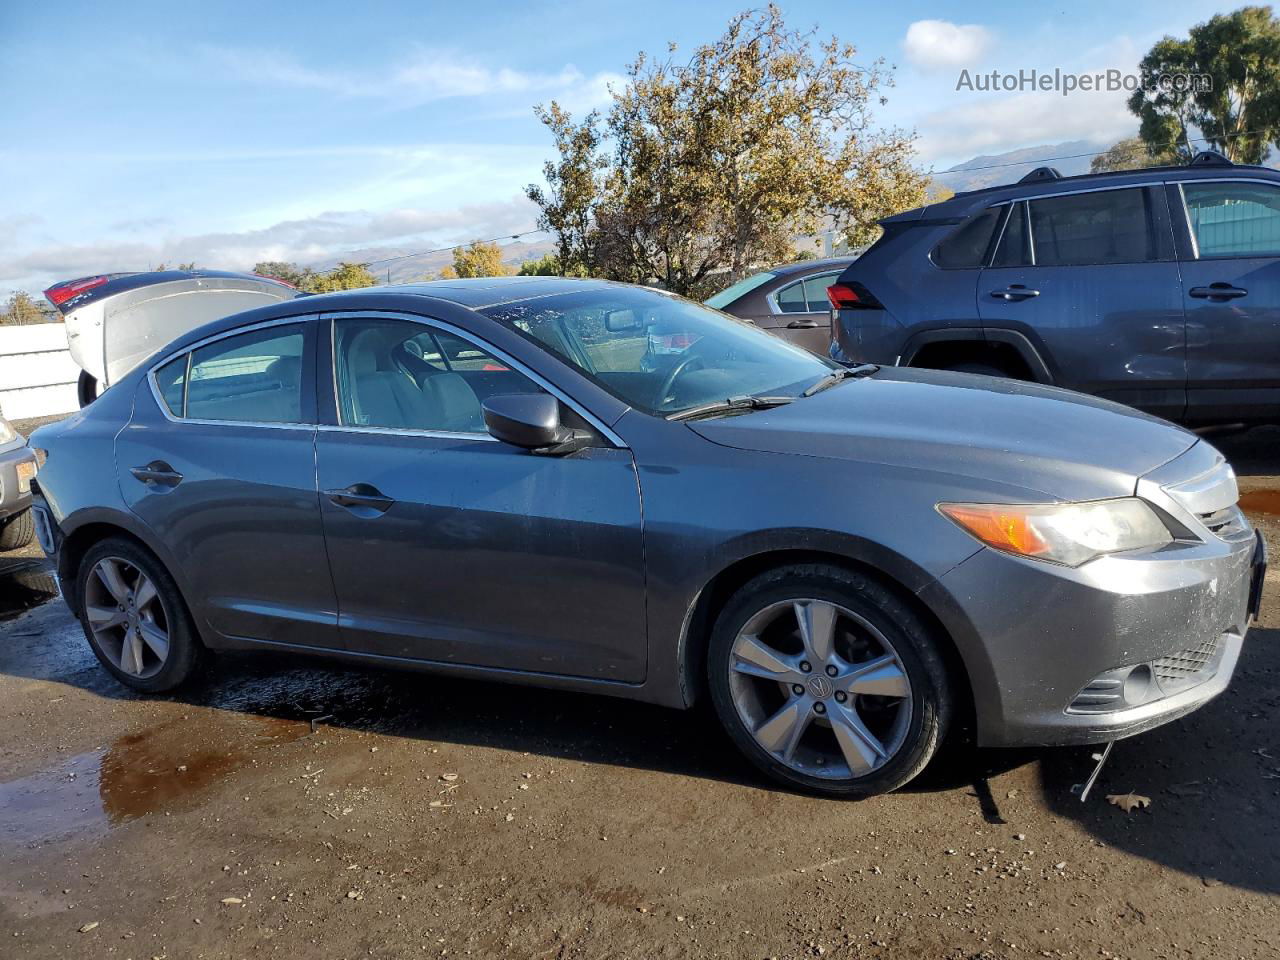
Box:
[1189,282,1248,301]
[130,461,183,488]
[787,319,820,329]
[989,285,1040,302]
[324,483,395,515]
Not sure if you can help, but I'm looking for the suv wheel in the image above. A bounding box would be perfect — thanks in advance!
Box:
[708,564,951,796]
[75,537,205,692]
[0,508,34,550]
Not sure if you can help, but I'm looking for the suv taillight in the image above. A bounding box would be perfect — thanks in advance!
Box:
[45,275,109,307]
[826,282,881,311]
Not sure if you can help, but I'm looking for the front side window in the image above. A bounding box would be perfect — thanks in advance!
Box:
[481,287,836,416]
[1182,181,1280,257]
[333,317,540,434]
[1027,188,1157,266]
[160,325,305,423]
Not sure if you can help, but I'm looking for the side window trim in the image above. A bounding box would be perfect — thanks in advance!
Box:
[146,315,318,430]
[318,310,627,449]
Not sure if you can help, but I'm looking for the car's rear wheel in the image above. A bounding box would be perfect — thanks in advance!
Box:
[75,537,205,692]
[708,564,951,796]
[0,508,34,550]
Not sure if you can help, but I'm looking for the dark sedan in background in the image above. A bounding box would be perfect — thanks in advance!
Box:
[29,277,1263,796]
[705,256,856,353]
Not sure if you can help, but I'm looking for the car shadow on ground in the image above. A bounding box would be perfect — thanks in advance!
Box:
[1,555,1277,896]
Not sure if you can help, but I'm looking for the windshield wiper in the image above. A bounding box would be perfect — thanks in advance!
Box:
[801,363,879,397]
[666,394,794,422]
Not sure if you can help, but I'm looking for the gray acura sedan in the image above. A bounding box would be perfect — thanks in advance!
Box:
[29,277,1264,796]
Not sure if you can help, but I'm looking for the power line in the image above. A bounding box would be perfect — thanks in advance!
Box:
[360,228,548,269]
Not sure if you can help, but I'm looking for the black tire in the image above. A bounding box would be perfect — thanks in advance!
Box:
[942,362,1010,379]
[707,563,951,797]
[75,536,206,693]
[78,370,98,407]
[0,508,34,550]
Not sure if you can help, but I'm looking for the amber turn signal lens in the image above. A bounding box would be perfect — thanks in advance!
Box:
[938,503,1052,557]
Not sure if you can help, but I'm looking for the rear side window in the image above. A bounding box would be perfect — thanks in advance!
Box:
[933,207,1002,269]
[173,325,306,423]
[775,279,809,313]
[992,203,1031,267]
[1027,188,1157,266]
[776,272,840,312]
[1181,181,1280,257]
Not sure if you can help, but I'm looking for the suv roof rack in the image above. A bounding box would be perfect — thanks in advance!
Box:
[1189,150,1233,167]
[1017,166,1063,184]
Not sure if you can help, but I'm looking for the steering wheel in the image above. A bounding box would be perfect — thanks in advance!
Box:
[657,353,707,410]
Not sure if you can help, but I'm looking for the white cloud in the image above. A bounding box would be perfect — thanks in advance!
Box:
[203,45,622,111]
[903,20,995,71]
[1,197,542,293]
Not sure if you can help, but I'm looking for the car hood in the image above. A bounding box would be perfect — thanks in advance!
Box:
[688,366,1198,501]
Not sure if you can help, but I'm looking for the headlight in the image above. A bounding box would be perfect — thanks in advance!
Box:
[938,498,1173,567]
[0,418,14,444]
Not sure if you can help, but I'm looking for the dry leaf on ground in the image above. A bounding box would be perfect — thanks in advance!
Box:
[1106,792,1152,813]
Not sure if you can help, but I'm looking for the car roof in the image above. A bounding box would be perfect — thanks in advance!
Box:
[884,156,1280,224]
[152,276,638,356]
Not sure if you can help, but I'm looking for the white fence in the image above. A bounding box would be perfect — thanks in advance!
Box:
[0,323,79,422]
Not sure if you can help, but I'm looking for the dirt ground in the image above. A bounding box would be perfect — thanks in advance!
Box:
[1,420,1278,960]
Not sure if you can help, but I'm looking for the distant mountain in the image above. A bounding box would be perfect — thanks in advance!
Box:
[933,140,1112,193]
[311,237,558,284]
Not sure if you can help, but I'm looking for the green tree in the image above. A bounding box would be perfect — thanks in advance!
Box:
[252,260,311,286]
[1129,7,1280,164]
[451,240,514,278]
[1090,137,1179,173]
[527,6,926,297]
[0,291,49,325]
[301,262,378,293]
[517,252,586,276]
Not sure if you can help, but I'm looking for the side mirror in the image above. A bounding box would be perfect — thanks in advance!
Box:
[481,394,591,456]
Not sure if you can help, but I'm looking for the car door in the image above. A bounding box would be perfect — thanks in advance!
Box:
[314,312,647,682]
[754,271,841,353]
[1171,178,1280,422]
[116,318,341,649]
[978,186,1187,420]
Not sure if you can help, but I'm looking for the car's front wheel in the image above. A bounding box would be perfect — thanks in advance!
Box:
[708,564,951,796]
[75,537,205,692]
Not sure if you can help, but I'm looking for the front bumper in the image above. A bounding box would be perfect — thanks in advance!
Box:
[0,437,37,520]
[925,523,1261,748]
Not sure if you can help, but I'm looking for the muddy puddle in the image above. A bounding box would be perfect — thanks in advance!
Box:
[1238,488,1280,517]
[0,713,310,847]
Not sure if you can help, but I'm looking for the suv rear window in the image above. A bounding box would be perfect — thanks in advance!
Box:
[1027,188,1157,266]
[932,207,1001,269]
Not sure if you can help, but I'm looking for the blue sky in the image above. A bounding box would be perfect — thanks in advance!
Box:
[0,0,1239,293]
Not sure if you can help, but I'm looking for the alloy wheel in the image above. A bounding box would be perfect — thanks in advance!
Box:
[83,557,170,679]
[727,599,913,780]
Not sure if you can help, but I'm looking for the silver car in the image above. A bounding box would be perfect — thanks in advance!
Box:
[29,278,1266,796]
[0,416,37,550]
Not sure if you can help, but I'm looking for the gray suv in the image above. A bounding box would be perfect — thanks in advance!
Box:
[830,152,1280,425]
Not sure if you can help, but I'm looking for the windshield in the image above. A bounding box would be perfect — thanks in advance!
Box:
[480,286,837,416]
[703,271,776,309]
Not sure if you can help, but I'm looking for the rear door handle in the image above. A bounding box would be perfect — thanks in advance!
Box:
[989,285,1040,302]
[786,319,820,329]
[324,483,395,515]
[1189,282,1248,301]
[130,461,183,488]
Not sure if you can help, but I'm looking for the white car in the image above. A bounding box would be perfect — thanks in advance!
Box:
[44,270,301,405]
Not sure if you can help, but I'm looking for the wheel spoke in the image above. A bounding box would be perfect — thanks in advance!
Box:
[85,604,127,631]
[119,632,145,675]
[794,601,837,663]
[837,655,910,699]
[732,635,802,683]
[94,559,131,604]
[138,622,169,661]
[829,702,886,775]
[754,699,810,761]
[133,576,157,612]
